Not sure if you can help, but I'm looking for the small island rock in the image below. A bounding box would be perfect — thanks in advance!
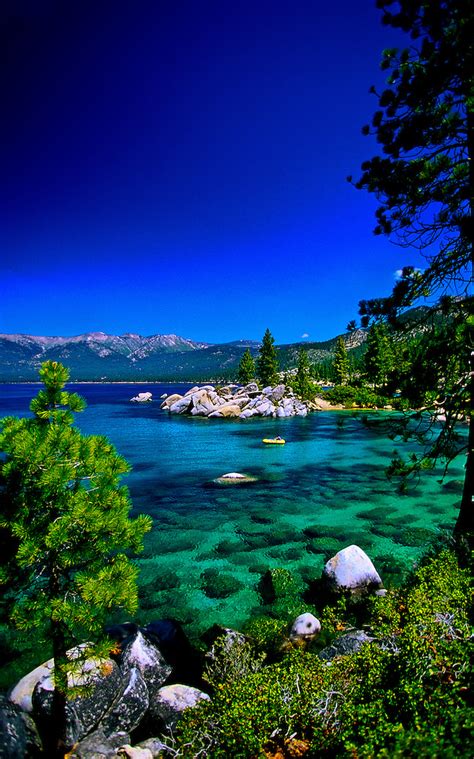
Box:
[130,392,152,403]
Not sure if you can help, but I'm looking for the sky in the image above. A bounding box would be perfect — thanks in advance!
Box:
[0,0,424,345]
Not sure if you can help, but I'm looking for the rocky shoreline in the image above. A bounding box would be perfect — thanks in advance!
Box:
[158,382,337,419]
[2,545,384,758]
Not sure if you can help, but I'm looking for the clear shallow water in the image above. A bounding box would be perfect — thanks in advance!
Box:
[0,383,464,637]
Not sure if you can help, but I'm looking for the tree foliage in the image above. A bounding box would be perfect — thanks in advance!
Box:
[333,336,350,386]
[293,349,315,400]
[0,361,152,752]
[364,322,395,391]
[256,328,280,387]
[352,0,473,306]
[352,0,473,542]
[237,348,256,384]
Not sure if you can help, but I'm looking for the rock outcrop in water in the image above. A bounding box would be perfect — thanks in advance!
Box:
[130,392,153,402]
[161,383,317,419]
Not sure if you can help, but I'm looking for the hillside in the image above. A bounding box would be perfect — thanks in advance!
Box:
[0,330,367,382]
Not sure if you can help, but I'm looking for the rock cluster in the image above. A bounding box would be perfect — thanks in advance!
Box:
[161,383,310,419]
[3,547,386,757]
[5,624,208,758]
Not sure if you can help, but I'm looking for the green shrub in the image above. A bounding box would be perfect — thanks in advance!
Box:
[324,385,388,408]
[173,548,473,758]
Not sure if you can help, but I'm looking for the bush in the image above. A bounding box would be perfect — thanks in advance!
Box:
[173,549,473,758]
[324,385,388,408]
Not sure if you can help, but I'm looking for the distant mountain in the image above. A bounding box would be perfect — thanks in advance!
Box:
[277,329,367,369]
[0,332,208,381]
[0,330,366,382]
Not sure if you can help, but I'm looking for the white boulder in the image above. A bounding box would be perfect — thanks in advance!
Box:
[323,545,382,591]
[130,392,152,403]
[290,613,321,640]
[169,396,192,414]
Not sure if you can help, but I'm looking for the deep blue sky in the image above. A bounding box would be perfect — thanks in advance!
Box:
[0,0,421,344]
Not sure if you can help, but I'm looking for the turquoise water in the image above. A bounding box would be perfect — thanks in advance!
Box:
[0,383,464,637]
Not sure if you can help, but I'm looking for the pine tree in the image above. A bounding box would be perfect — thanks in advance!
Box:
[352,0,473,541]
[0,361,152,754]
[294,349,314,400]
[364,323,394,392]
[237,348,256,384]
[333,336,349,386]
[256,329,280,388]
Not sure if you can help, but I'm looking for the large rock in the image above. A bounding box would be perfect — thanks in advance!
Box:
[163,383,319,420]
[32,655,123,745]
[120,631,172,700]
[318,630,374,661]
[270,384,286,402]
[322,545,382,592]
[239,408,259,419]
[311,396,334,410]
[143,619,202,686]
[189,389,220,416]
[150,684,210,732]
[208,403,242,418]
[236,382,259,395]
[290,613,321,641]
[0,695,43,758]
[99,667,149,736]
[130,392,152,403]
[255,399,274,416]
[168,396,192,414]
[9,659,55,714]
[160,393,182,409]
[68,728,130,758]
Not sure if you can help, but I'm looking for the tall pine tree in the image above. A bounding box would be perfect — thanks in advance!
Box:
[237,348,256,384]
[364,323,394,392]
[0,361,152,754]
[333,336,350,386]
[256,329,280,388]
[352,0,473,541]
[294,349,314,400]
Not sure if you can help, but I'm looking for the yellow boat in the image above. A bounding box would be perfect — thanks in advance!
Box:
[262,437,285,445]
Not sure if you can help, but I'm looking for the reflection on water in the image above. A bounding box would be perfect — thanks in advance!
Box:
[0,383,463,637]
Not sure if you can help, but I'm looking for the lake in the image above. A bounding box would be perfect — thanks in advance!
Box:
[0,383,463,637]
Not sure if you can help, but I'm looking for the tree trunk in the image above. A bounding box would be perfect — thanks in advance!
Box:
[48,564,70,758]
[453,348,474,548]
[454,106,474,550]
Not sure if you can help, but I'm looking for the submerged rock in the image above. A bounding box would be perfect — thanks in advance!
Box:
[213,472,258,485]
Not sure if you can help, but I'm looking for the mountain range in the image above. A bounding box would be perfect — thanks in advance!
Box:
[0,330,368,382]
